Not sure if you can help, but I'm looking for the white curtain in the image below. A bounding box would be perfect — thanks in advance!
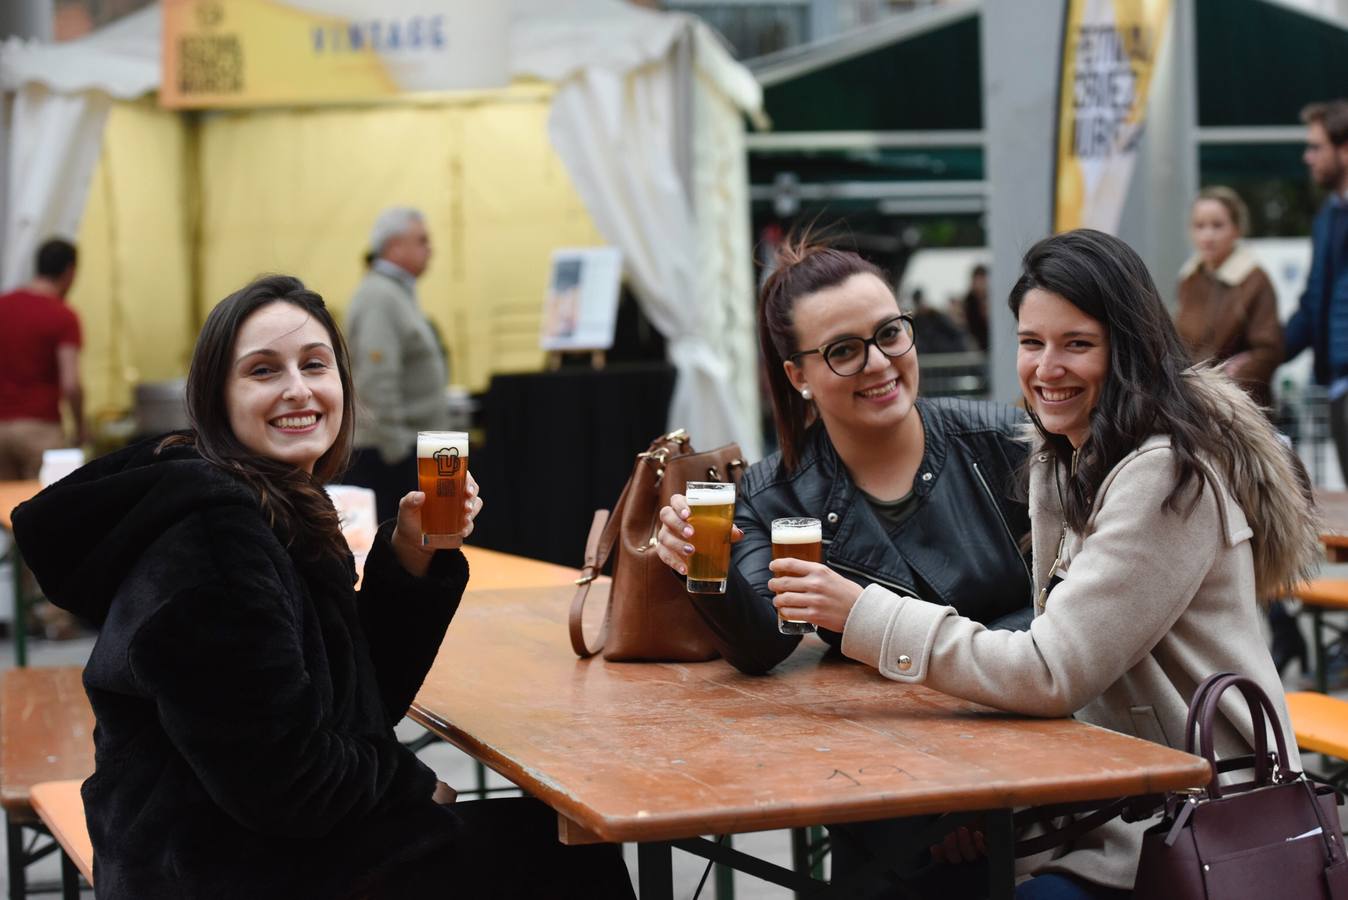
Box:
[1,85,112,288]
[527,5,765,459]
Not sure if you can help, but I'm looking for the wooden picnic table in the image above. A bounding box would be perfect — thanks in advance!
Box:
[1316,488,1348,561]
[410,584,1212,899]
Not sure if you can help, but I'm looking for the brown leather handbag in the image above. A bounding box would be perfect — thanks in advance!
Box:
[569,429,744,662]
[1131,672,1348,899]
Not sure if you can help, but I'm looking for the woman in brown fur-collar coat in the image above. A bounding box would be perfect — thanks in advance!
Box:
[1175,186,1284,409]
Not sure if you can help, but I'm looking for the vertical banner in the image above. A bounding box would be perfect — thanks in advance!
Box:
[1053,0,1172,233]
[161,0,509,109]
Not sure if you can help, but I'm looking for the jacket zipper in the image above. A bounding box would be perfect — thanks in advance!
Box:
[971,461,1034,587]
[829,559,917,598]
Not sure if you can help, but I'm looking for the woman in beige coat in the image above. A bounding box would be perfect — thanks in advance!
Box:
[770,229,1320,898]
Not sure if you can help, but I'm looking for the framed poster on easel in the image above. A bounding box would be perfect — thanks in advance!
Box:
[540,247,623,364]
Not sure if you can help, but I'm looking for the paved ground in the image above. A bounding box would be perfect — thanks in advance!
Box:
[0,573,1343,898]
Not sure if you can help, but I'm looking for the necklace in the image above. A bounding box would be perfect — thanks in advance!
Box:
[1035,450,1078,615]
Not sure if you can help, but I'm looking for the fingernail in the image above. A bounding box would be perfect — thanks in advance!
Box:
[683,527,693,538]
[679,565,687,575]
[679,508,689,519]
[684,544,694,555]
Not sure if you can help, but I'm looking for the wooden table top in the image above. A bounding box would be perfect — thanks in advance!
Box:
[460,545,588,591]
[411,584,1212,845]
[31,779,94,885]
[0,479,40,531]
[0,667,96,818]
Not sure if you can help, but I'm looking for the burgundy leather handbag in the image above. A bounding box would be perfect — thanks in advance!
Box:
[1131,672,1348,899]
[568,429,744,662]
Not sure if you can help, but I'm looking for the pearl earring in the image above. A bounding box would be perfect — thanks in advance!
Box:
[801,387,813,401]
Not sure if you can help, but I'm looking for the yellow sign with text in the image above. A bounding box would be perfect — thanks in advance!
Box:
[160,0,508,109]
[1053,0,1172,233]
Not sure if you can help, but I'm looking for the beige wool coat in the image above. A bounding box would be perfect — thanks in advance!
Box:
[840,370,1320,890]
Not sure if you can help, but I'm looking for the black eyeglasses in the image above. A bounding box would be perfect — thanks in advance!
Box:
[789,315,915,377]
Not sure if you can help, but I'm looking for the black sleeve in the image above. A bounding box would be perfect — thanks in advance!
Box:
[686,490,802,674]
[357,523,469,726]
[128,532,437,839]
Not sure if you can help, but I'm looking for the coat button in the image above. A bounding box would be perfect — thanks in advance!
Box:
[921,472,932,482]
[827,512,839,524]
[1037,454,1048,462]
[897,655,912,671]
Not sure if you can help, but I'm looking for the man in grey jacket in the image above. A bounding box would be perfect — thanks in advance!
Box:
[344,207,450,522]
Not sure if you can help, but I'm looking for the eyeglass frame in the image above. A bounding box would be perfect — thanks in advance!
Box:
[787,314,916,377]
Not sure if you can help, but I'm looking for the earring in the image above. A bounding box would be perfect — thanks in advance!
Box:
[800,387,813,401]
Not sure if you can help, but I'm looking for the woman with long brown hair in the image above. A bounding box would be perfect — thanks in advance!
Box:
[12,275,634,899]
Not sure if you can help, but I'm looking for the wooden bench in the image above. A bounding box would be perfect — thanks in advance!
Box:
[1285,691,1348,790]
[30,781,91,898]
[0,667,95,900]
[1289,579,1348,693]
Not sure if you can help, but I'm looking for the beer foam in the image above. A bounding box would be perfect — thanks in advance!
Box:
[417,431,468,459]
[772,522,821,543]
[686,485,735,506]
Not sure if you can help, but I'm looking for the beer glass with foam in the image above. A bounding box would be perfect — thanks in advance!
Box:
[771,518,821,634]
[685,481,735,594]
[417,431,469,547]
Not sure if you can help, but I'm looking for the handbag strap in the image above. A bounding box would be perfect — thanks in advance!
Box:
[568,508,616,658]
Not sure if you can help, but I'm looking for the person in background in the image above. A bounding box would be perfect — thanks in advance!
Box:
[1285,98,1348,482]
[11,275,634,900]
[653,239,1034,890]
[784,230,1317,898]
[1176,186,1283,408]
[0,237,85,479]
[962,263,990,352]
[345,207,449,522]
[908,287,970,355]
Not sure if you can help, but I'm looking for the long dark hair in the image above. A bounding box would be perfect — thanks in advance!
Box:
[759,237,888,472]
[162,275,356,559]
[1009,229,1217,531]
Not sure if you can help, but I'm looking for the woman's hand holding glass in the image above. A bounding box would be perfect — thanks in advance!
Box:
[391,471,482,577]
[766,557,863,633]
[655,495,743,577]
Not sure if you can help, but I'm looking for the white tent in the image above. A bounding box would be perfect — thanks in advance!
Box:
[0,0,764,460]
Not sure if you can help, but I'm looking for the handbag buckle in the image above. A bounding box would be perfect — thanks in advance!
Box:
[664,428,689,444]
[574,572,598,586]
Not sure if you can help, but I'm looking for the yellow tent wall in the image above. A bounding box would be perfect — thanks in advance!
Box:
[72,83,604,428]
[72,97,194,424]
[196,83,603,394]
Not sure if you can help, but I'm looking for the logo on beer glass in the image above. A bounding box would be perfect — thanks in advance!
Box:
[434,446,461,477]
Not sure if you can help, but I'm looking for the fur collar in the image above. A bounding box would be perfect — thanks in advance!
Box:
[1025,367,1320,598]
[1178,245,1261,286]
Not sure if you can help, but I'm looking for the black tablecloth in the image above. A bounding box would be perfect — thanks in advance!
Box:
[471,364,677,567]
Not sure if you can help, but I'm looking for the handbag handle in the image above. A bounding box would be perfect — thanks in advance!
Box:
[1185,673,1291,799]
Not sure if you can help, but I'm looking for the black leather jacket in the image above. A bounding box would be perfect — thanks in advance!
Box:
[690,398,1034,675]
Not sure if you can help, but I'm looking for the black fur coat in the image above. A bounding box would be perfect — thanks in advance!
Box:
[13,439,470,899]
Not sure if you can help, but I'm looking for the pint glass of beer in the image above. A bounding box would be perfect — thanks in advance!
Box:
[771,517,822,634]
[417,431,469,547]
[685,481,736,594]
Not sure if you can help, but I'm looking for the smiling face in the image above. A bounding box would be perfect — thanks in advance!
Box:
[1016,288,1110,449]
[1190,198,1240,270]
[784,272,919,438]
[225,301,343,473]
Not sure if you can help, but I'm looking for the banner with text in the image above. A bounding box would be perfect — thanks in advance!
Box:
[1053,0,1172,233]
[161,0,509,109]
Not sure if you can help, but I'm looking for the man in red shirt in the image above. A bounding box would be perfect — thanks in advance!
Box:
[0,238,85,480]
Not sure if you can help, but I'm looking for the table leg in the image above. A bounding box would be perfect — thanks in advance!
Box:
[638,841,674,900]
[11,539,26,668]
[8,817,27,900]
[59,851,79,900]
[984,809,1015,900]
[714,834,734,900]
[1314,607,1327,695]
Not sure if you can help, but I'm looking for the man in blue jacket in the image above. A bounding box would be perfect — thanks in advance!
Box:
[1286,99,1348,481]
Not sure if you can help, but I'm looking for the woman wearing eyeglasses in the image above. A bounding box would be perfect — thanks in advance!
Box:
[654,239,1033,674]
